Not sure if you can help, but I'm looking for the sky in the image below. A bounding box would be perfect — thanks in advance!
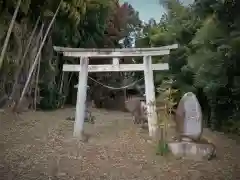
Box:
[119,0,194,22]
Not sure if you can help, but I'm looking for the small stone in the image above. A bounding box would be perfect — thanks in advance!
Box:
[58,172,67,176]
[147,140,152,143]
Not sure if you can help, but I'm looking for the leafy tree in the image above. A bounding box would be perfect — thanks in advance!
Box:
[0,0,141,110]
[136,0,240,133]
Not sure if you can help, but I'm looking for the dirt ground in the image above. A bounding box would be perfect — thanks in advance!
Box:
[0,108,240,180]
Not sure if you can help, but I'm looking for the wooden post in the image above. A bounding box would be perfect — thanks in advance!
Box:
[112,57,119,66]
[143,56,158,139]
[74,57,89,138]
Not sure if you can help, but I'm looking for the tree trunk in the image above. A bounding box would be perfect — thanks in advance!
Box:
[0,0,22,70]
[14,1,62,111]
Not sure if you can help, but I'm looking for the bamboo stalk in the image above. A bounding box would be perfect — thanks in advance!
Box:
[0,0,22,70]
[61,72,73,107]
[59,72,65,94]
[9,16,41,104]
[15,1,63,111]
[34,24,44,110]
[24,22,44,110]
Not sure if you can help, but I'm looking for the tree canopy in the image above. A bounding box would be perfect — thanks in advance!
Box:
[135,0,240,134]
[0,0,141,110]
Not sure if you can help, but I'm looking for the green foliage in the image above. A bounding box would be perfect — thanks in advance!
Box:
[156,140,169,156]
[156,80,178,156]
[136,0,240,134]
[0,0,142,110]
[39,83,65,110]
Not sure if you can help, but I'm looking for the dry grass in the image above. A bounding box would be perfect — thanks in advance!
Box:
[0,108,240,180]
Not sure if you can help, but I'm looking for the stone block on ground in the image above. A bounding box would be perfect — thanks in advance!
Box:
[168,141,216,161]
[66,109,95,124]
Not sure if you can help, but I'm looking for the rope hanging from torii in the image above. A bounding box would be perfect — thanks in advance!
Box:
[87,76,144,90]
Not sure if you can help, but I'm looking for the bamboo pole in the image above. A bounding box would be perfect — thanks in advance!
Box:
[59,72,65,94]
[9,16,41,103]
[0,0,22,70]
[34,24,44,110]
[15,1,63,111]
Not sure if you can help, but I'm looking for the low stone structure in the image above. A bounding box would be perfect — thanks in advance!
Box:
[168,92,216,160]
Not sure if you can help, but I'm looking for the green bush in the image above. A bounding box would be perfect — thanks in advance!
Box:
[39,84,65,110]
[156,140,170,156]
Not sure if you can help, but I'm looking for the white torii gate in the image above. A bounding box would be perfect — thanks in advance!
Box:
[53,44,178,139]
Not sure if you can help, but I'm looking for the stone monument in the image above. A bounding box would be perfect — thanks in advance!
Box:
[168,92,216,160]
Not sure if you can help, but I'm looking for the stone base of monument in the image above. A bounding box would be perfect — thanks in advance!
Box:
[168,140,216,161]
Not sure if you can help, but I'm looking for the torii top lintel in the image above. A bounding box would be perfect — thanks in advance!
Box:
[53,44,178,58]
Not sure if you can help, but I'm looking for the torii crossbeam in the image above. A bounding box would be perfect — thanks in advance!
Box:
[54,44,178,140]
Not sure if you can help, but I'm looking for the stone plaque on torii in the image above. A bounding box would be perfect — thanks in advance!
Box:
[53,44,178,139]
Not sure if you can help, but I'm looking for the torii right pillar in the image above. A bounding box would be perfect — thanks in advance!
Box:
[143,55,159,140]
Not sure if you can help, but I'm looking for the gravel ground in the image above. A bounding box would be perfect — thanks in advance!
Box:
[0,108,240,180]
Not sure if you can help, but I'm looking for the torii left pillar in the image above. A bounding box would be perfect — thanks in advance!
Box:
[74,57,89,138]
